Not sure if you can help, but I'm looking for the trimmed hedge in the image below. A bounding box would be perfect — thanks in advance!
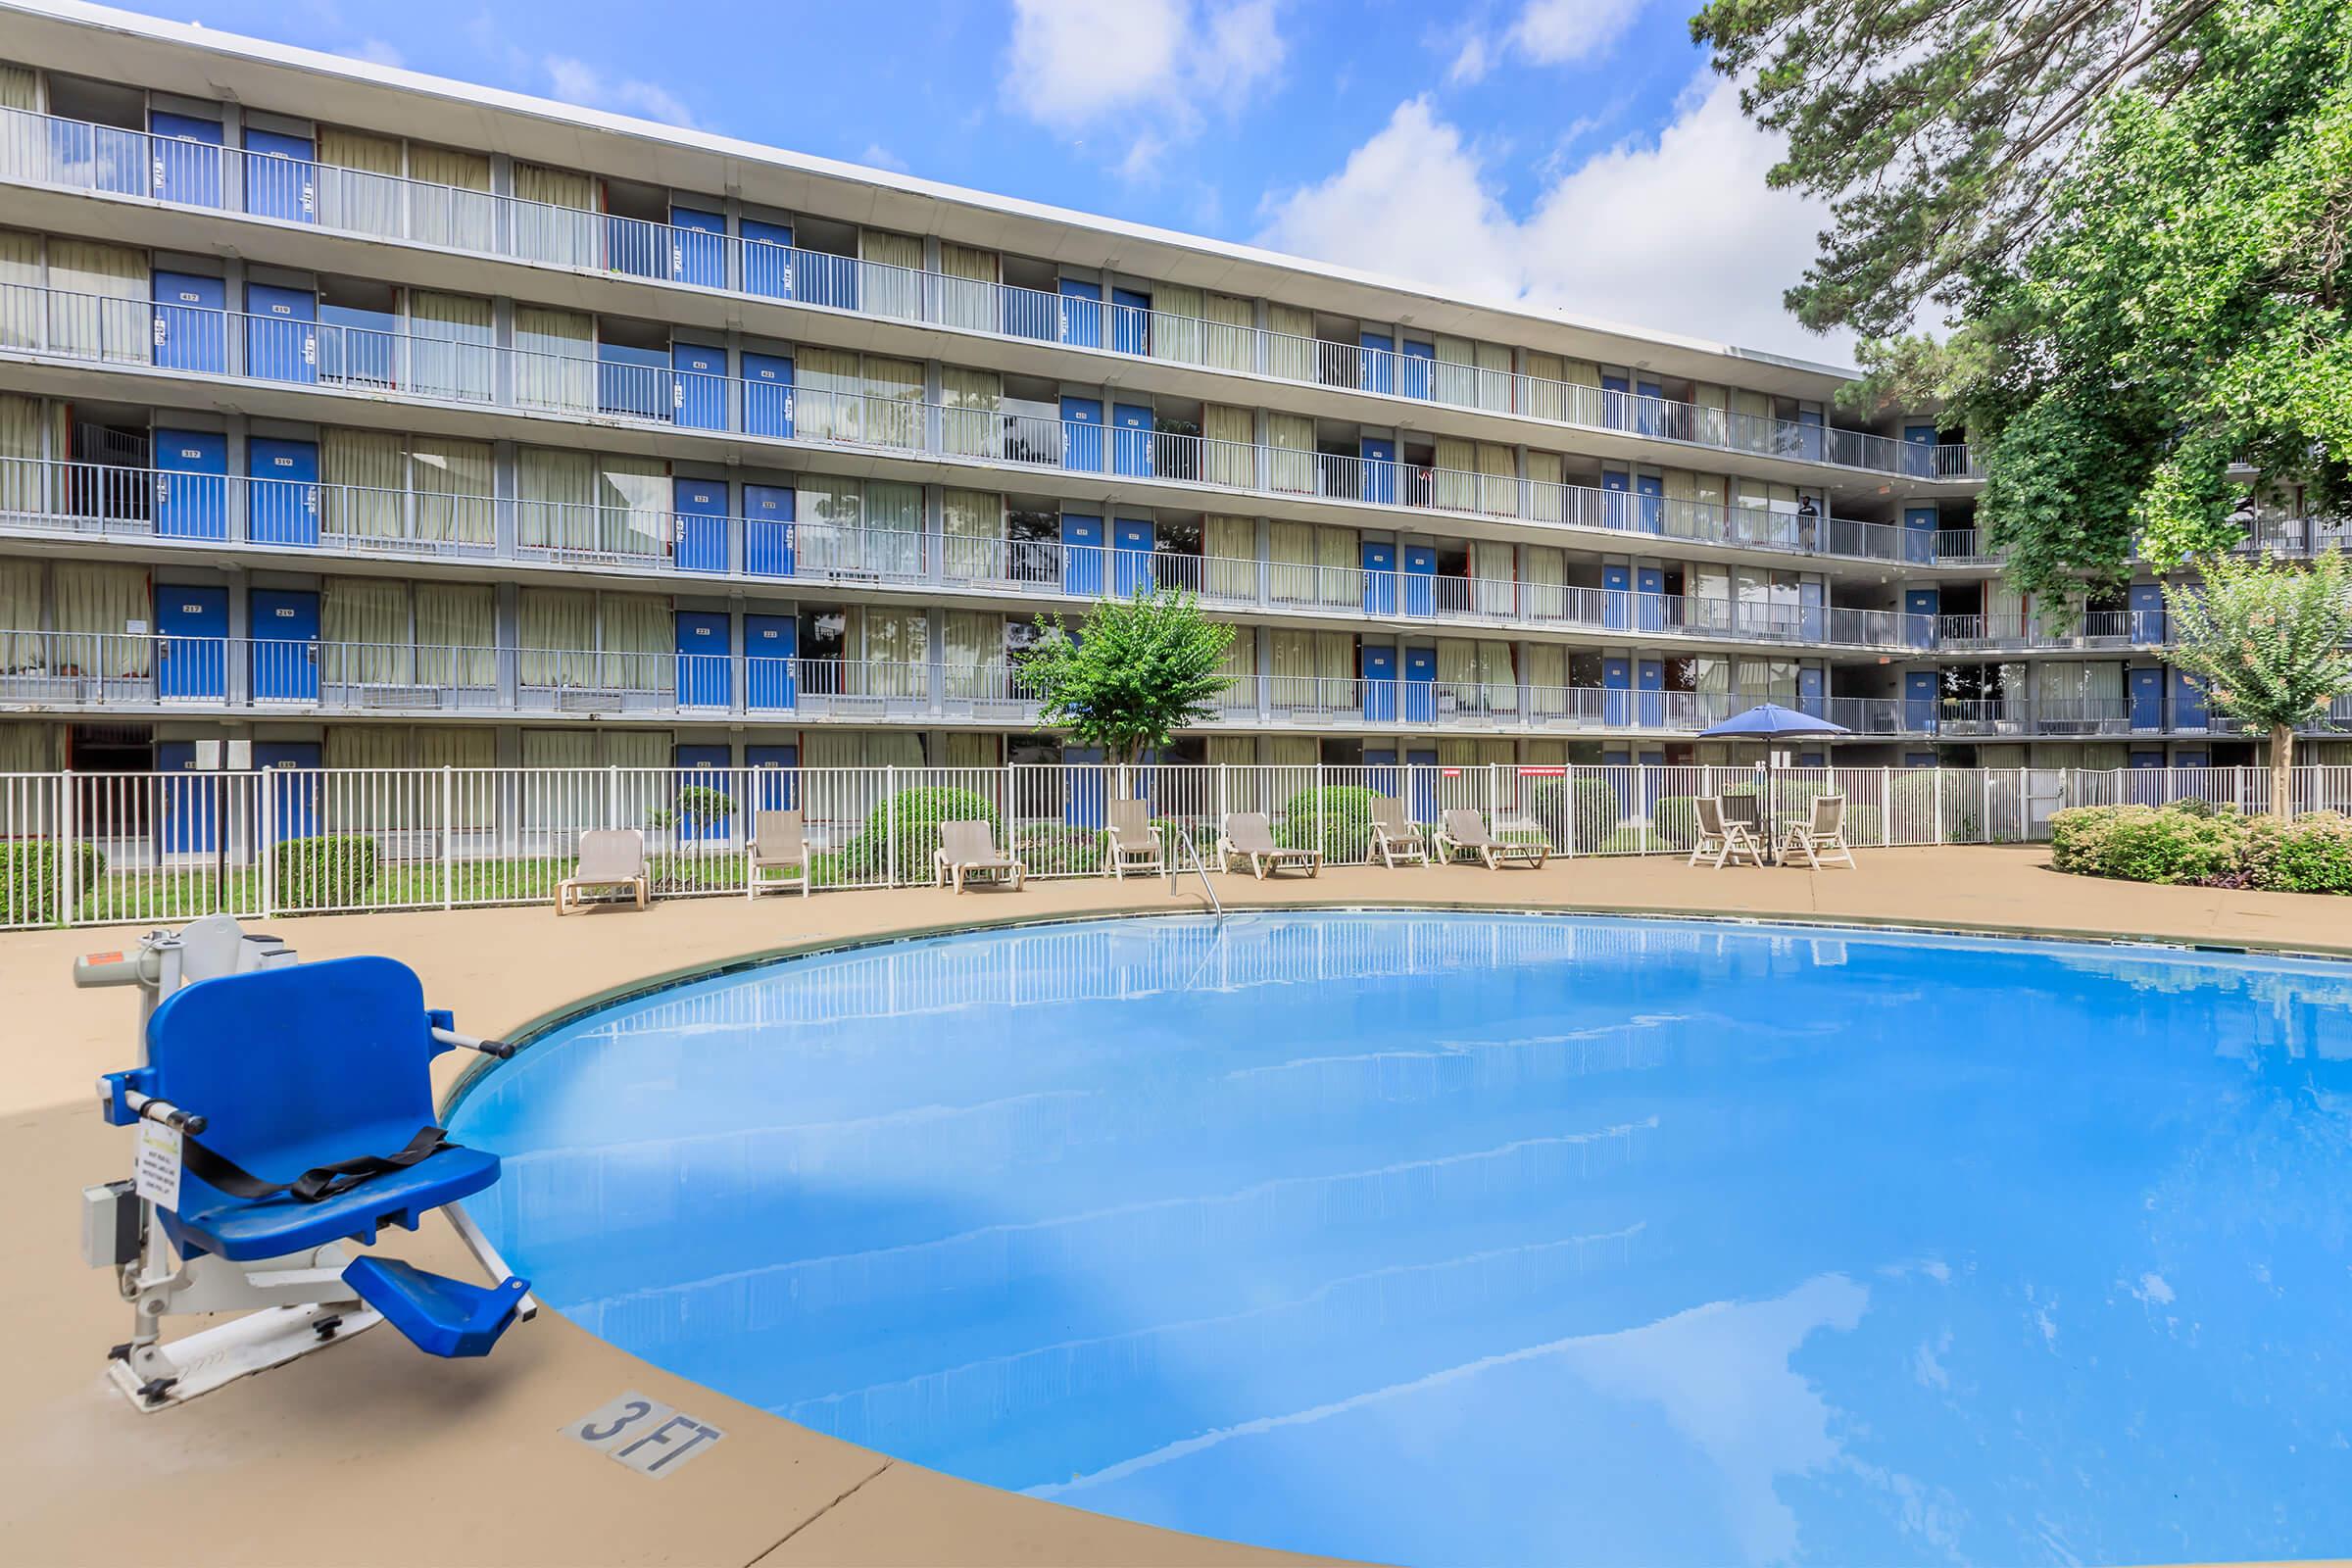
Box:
[2,839,107,925]
[837,786,1004,883]
[271,834,379,909]
[2049,802,2352,893]
[1530,777,1623,854]
[1272,784,1384,862]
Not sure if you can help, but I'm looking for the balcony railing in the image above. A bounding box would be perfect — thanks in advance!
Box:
[0,104,1978,482]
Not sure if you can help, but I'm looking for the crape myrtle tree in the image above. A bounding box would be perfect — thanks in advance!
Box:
[1015,588,1238,770]
[2164,550,2352,814]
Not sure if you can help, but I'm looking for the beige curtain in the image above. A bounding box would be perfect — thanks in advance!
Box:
[322,577,411,684]
[941,733,998,769]
[416,582,494,687]
[867,482,921,576]
[0,63,32,110]
[1267,412,1313,494]
[1561,358,1603,422]
[514,162,598,269]
[1475,342,1513,412]
[942,488,1003,577]
[1434,435,1476,513]
[600,594,675,695]
[1206,737,1256,781]
[411,436,493,546]
[1433,336,1476,407]
[0,390,42,514]
[941,366,1001,458]
[858,230,923,319]
[853,606,929,696]
[408,289,494,402]
[56,562,147,675]
[1203,514,1255,602]
[1522,546,1565,619]
[1202,405,1254,489]
[1264,736,1316,768]
[1150,282,1203,366]
[324,725,407,771]
[1269,628,1315,706]
[1317,524,1355,607]
[1203,292,1254,372]
[316,127,403,238]
[1661,469,1697,538]
[796,477,859,573]
[518,588,596,687]
[1437,639,1477,691]
[605,730,666,772]
[1265,302,1314,382]
[0,555,39,667]
[522,729,595,770]
[862,355,925,452]
[1522,350,1566,421]
[938,242,998,333]
[1473,542,1515,616]
[0,722,56,773]
[1476,442,1518,516]
[0,230,38,350]
[1690,383,1729,446]
[600,454,670,560]
[1527,450,1565,524]
[47,239,146,363]
[797,346,861,442]
[1733,389,1773,453]
[1269,520,1315,603]
[516,446,596,553]
[1315,631,1352,690]
[944,611,999,696]
[1526,643,1566,710]
[321,428,404,541]
[514,306,595,414]
[407,144,493,253]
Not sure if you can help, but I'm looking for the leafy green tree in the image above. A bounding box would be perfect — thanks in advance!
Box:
[2163,551,2352,814]
[1015,589,1237,768]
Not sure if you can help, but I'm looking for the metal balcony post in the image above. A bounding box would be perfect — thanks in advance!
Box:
[885,764,899,887]
[442,765,457,909]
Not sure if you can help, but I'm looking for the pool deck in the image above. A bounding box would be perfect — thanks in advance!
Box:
[6,845,2348,1568]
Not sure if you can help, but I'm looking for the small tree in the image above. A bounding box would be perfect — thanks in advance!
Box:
[2164,551,2352,816]
[1015,589,1237,768]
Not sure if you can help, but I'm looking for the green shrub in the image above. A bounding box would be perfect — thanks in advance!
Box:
[1,839,106,925]
[2049,805,2250,886]
[837,786,1003,885]
[272,833,379,909]
[2247,812,2352,894]
[1530,777,1623,853]
[1271,784,1383,862]
[2166,796,2221,819]
[1016,823,1102,877]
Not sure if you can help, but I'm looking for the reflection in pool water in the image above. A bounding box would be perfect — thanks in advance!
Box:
[451,912,2352,1566]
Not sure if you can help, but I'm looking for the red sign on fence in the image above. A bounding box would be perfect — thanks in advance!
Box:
[1440,767,1462,778]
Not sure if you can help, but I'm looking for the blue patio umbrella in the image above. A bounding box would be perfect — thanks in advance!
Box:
[1698,702,1850,740]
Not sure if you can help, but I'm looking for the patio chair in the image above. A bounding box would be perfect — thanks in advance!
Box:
[1690,796,1765,869]
[1102,798,1165,880]
[555,828,649,915]
[1217,810,1321,880]
[1369,796,1429,867]
[934,818,1025,893]
[746,808,811,899]
[1434,808,1550,869]
[1781,793,1856,868]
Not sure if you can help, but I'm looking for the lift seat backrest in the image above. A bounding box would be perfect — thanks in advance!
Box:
[144,956,444,1205]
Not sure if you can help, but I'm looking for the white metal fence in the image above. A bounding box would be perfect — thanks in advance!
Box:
[1,762,2341,929]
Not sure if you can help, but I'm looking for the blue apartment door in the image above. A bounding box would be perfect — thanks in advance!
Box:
[1111,288,1151,356]
[154,742,220,856]
[1638,660,1665,728]
[1113,517,1155,598]
[1061,514,1104,595]
[670,206,726,288]
[748,744,799,810]
[1636,566,1664,633]
[148,111,221,207]
[152,271,226,373]
[1405,748,1439,821]
[1904,671,1938,733]
[245,282,317,384]
[745,484,794,577]
[674,342,728,431]
[1797,407,1825,462]
[1903,505,1938,564]
[1361,436,1396,505]
[1601,374,1630,429]
[1904,424,1937,477]
[155,429,228,540]
[1797,665,1825,717]
[254,741,321,840]
[743,352,794,438]
[242,127,316,222]
[1112,403,1153,477]
[675,612,731,709]
[1602,564,1631,631]
[1364,746,1398,799]
[1799,579,1826,642]
[1603,658,1632,727]
[249,588,319,702]
[1403,647,1436,723]
[672,745,734,843]
[2129,582,2166,644]
[745,614,797,710]
[1904,587,1938,649]
[1402,547,1437,617]
[1636,472,1664,533]
[1058,279,1103,348]
[2173,668,2209,731]
[155,584,228,700]
[1362,542,1396,615]
[1600,469,1631,533]
[1063,746,1107,828]
[1362,645,1396,722]
[742,218,795,299]
[2130,666,2164,730]
[673,478,728,573]
[1400,340,1434,400]
[247,436,318,546]
[1062,398,1103,472]
[1637,380,1663,436]
[1360,332,1393,394]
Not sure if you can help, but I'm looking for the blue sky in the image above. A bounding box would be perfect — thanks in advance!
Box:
[115,0,1852,364]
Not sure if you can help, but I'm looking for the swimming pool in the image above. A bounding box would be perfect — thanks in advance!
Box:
[451,910,2352,1566]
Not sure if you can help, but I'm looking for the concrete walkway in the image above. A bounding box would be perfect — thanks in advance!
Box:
[4,847,2345,1566]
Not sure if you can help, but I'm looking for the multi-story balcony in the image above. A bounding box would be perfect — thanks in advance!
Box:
[0,105,1978,484]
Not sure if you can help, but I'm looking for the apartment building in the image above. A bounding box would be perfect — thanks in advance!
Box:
[0,0,2334,794]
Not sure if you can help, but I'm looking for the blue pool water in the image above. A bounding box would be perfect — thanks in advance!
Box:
[450,912,2352,1565]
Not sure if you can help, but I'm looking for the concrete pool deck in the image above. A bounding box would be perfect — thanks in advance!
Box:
[5,845,2348,1567]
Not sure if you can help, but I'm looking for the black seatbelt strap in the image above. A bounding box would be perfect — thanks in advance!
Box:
[181,1125,454,1204]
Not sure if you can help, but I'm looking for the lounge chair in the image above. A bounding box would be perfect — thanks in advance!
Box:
[556,828,649,914]
[746,808,812,898]
[1781,793,1856,868]
[1217,810,1321,879]
[1690,795,1765,869]
[1102,799,1165,879]
[1369,796,1429,867]
[934,818,1025,893]
[1434,808,1550,869]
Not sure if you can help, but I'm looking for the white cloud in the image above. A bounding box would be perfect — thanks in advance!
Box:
[1004,0,1285,175]
[1508,0,1650,65]
[1254,73,1851,363]
[1447,32,1494,84]
[860,143,909,173]
[351,38,404,68]
[542,55,697,128]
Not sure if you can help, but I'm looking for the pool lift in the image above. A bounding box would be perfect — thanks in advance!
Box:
[76,914,537,1410]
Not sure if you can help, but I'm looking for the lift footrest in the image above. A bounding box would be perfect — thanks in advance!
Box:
[343,1255,530,1358]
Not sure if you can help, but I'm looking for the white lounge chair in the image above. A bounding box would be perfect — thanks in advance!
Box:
[1217,810,1321,879]
[556,828,649,914]
[746,808,812,898]
[933,818,1025,893]
[1781,794,1856,868]
[1433,808,1549,869]
[1690,796,1765,869]
[1102,799,1165,879]
[1369,796,1429,867]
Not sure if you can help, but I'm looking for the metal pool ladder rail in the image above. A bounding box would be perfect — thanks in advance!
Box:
[1167,826,1222,918]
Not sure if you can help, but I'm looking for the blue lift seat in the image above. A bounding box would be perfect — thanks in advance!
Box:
[102,954,528,1359]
